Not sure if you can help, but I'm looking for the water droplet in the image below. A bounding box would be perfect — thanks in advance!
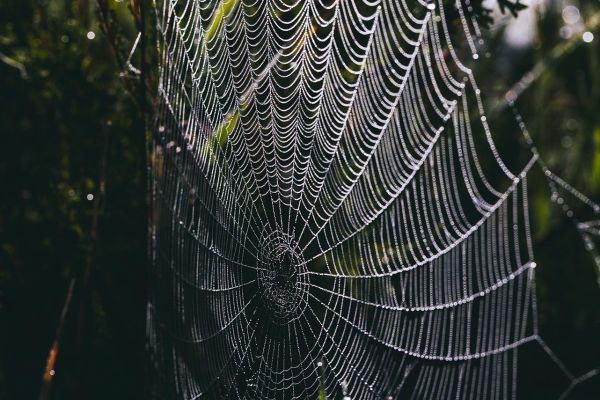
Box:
[559,26,572,40]
[562,6,580,25]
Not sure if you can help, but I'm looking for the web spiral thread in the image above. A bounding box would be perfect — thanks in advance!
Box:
[147,0,596,398]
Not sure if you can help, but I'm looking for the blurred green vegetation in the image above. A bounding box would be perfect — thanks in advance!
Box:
[0,1,146,399]
[469,2,600,398]
[0,1,598,399]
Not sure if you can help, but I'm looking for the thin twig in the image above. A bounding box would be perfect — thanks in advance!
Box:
[39,279,76,400]
[490,10,600,117]
[136,0,149,128]
[74,120,111,389]
[94,0,140,104]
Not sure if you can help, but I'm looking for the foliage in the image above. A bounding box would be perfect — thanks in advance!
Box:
[0,1,145,399]
[469,0,528,29]
[0,0,598,399]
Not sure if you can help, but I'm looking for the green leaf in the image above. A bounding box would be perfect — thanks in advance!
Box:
[533,189,550,237]
[203,110,239,157]
[319,381,326,400]
[591,126,600,190]
[205,0,239,43]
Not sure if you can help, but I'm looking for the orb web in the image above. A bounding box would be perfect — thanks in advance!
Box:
[255,229,308,326]
[147,0,599,398]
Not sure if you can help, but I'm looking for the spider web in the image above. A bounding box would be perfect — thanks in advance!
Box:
[147,0,597,398]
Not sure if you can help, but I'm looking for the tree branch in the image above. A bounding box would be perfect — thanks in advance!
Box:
[39,279,76,400]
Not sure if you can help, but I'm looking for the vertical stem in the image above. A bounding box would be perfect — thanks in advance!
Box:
[78,0,89,26]
[137,3,152,396]
[39,279,76,400]
[74,121,111,393]
[139,0,148,135]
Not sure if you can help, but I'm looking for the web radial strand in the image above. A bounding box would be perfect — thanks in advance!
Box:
[149,0,551,399]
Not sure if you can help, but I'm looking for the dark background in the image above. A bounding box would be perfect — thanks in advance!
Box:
[0,1,599,399]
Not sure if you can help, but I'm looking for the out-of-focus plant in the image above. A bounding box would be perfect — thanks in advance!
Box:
[0,1,148,399]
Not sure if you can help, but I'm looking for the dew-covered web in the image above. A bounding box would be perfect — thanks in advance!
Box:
[147,0,598,398]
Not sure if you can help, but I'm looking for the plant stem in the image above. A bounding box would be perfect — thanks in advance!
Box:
[39,279,76,400]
